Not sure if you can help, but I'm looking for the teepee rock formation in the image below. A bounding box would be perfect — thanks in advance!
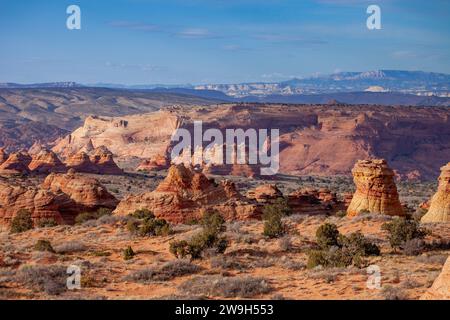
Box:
[0,151,32,175]
[347,159,404,217]
[28,149,67,173]
[421,162,450,223]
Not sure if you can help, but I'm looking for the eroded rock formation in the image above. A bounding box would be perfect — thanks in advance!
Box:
[347,159,404,217]
[114,164,261,223]
[64,146,122,175]
[288,188,344,215]
[137,154,170,172]
[28,150,66,173]
[247,184,283,203]
[0,151,32,175]
[0,148,8,165]
[421,162,450,223]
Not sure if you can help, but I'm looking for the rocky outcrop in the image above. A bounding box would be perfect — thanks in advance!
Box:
[137,154,170,172]
[0,171,119,225]
[0,181,66,225]
[0,152,32,175]
[421,163,450,223]
[114,164,261,223]
[28,150,66,173]
[247,184,283,203]
[347,159,404,217]
[42,170,119,212]
[421,256,450,300]
[288,188,344,215]
[65,146,122,175]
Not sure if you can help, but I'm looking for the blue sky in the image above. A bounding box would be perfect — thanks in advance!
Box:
[0,0,449,84]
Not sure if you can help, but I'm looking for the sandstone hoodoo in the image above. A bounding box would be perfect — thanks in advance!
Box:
[64,146,122,175]
[114,164,261,223]
[0,151,32,175]
[42,170,119,214]
[347,159,404,217]
[421,256,450,300]
[421,162,450,223]
[28,150,67,173]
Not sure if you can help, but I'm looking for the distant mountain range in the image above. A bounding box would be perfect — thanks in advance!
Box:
[1,70,449,105]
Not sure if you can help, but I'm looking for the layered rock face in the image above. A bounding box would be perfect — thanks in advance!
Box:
[0,152,32,174]
[421,256,450,300]
[114,164,261,223]
[52,104,450,180]
[28,150,67,173]
[347,159,404,217]
[421,162,450,223]
[65,146,122,175]
[0,181,66,224]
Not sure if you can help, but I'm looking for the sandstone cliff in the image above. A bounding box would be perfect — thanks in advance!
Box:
[347,159,404,217]
[421,256,450,300]
[421,162,450,223]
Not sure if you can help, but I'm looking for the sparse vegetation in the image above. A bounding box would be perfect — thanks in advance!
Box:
[17,265,67,295]
[307,224,380,269]
[178,275,272,298]
[75,207,113,224]
[169,211,228,260]
[262,199,290,238]
[126,260,201,283]
[382,218,428,251]
[123,246,135,260]
[36,218,58,228]
[10,209,33,233]
[34,240,55,253]
[127,209,172,237]
[54,241,87,254]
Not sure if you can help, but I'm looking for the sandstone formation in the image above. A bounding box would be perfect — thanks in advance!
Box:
[421,162,450,223]
[347,159,404,217]
[421,256,450,300]
[0,170,118,226]
[288,188,344,215]
[114,164,261,223]
[52,104,450,180]
[42,170,119,213]
[247,184,283,203]
[64,146,122,175]
[28,150,66,173]
[0,151,32,175]
[0,181,66,225]
[137,154,170,172]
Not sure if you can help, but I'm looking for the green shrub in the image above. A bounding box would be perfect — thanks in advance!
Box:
[316,223,339,248]
[336,210,347,218]
[262,197,292,220]
[34,240,55,253]
[10,209,33,233]
[382,218,428,250]
[169,211,228,260]
[123,246,135,260]
[129,209,155,220]
[263,214,285,238]
[36,218,58,228]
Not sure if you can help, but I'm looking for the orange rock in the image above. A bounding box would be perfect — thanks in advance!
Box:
[247,184,283,203]
[114,164,261,223]
[287,188,344,215]
[28,150,67,173]
[0,151,32,175]
[65,146,122,175]
[347,159,404,217]
[0,148,9,165]
[421,162,450,223]
[137,154,170,171]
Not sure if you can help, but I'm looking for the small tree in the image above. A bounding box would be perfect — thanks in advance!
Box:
[123,246,135,260]
[34,240,55,253]
[316,223,339,248]
[10,209,33,233]
[382,218,428,251]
